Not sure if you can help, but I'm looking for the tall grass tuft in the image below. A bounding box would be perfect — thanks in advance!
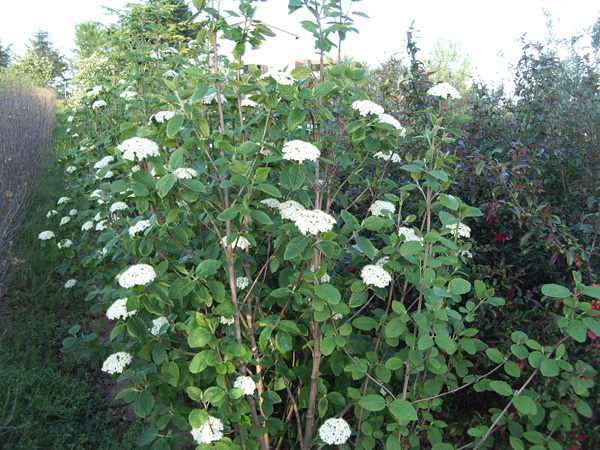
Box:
[0,75,56,298]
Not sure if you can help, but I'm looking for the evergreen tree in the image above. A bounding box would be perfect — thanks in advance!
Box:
[0,40,12,69]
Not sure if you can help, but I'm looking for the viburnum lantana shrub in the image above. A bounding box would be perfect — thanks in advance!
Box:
[48,1,600,449]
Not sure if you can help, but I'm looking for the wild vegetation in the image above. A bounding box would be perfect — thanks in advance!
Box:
[1,0,599,449]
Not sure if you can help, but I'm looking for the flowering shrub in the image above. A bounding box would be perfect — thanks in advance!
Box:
[48,1,599,449]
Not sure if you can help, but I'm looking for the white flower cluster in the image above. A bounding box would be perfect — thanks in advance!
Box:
[129,219,152,236]
[101,352,132,374]
[151,111,175,123]
[373,151,402,164]
[94,155,114,170]
[163,69,178,78]
[57,197,71,205]
[69,209,78,216]
[66,165,77,173]
[321,273,331,283]
[87,86,103,96]
[67,116,74,122]
[222,235,252,250]
[81,221,94,231]
[332,312,344,320]
[120,90,137,100]
[369,200,395,217]
[236,277,249,290]
[220,316,234,325]
[203,92,227,105]
[351,100,384,117]
[260,198,281,208]
[233,376,256,395]
[90,189,103,199]
[446,222,471,239]
[96,220,108,231]
[117,264,157,288]
[38,231,55,240]
[106,298,137,320]
[294,209,336,235]
[150,316,169,336]
[377,113,406,134]
[47,210,58,218]
[241,97,258,107]
[269,71,294,85]
[191,416,224,445]
[109,201,128,214]
[376,256,390,267]
[398,226,424,244]
[361,264,392,288]
[92,100,107,109]
[174,168,196,179]
[279,200,305,221]
[282,140,320,163]
[57,239,73,249]
[64,279,77,289]
[427,82,461,99]
[60,216,71,226]
[319,418,352,445]
[118,137,160,161]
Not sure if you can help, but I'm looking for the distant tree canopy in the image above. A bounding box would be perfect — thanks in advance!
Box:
[10,30,67,86]
[0,40,12,69]
[125,0,202,45]
[73,21,107,59]
[425,38,472,96]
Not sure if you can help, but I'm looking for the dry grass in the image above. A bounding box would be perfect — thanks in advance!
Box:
[0,77,56,299]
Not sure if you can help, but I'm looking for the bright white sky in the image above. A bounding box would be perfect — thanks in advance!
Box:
[1,0,598,86]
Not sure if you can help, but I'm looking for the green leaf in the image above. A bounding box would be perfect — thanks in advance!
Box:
[315,284,341,304]
[314,80,336,97]
[168,148,184,170]
[188,327,212,348]
[389,399,418,424]
[513,394,536,415]
[157,174,176,198]
[485,348,504,364]
[448,278,471,295]
[196,259,222,278]
[567,319,587,342]
[321,336,336,356]
[290,66,309,80]
[258,183,282,198]
[162,361,180,386]
[136,427,158,446]
[355,236,376,260]
[540,358,559,377]
[358,394,386,411]
[250,210,272,225]
[284,235,311,260]
[127,317,148,341]
[582,285,600,299]
[275,331,293,353]
[385,317,407,339]
[169,278,195,300]
[134,390,155,418]
[287,164,306,190]
[352,317,378,331]
[217,206,239,221]
[489,380,513,396]
[288,107,306,131]
[340,210,360,230]
[439,193,458,210]
[541,284,572,299]
[166,114,184,139]
[363,216,387,231]
[401,241,422,257]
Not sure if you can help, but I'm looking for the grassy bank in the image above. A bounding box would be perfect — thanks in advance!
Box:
[0,83,142,448]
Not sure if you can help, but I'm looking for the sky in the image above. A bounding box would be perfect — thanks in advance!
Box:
[1,0,598,86]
